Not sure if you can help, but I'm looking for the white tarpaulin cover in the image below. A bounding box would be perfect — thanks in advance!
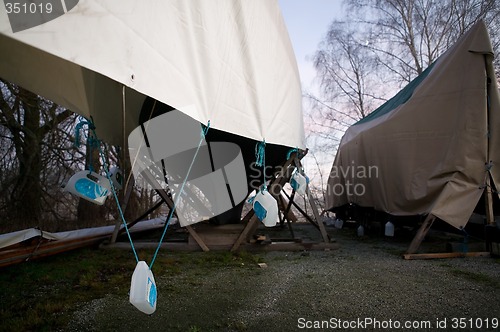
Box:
[0,218,166,249]
[0,0,304,148]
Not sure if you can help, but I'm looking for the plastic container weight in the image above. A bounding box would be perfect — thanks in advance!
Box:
[109,166,124,190]
[384,221,395,237]
[253,190,279,227]
[129,261,157,315]
[334,218,344,229]
[357,225,364,237]
[63,170,111,205]
[290,172,309,196]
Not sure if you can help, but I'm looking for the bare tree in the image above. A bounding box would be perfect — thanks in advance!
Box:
[348,0,500,79]
[308,23,391,145]
[40,113,83,223]
[307,0,500,193]
[0,80,73,227]
[0,80,166,232]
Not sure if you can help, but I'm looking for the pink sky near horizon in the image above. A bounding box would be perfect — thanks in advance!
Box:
[278,1,345,180]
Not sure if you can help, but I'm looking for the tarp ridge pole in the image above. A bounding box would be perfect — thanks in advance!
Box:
[111,86,132,245]
[122,85,127,191]
[484,165,495,226]
[484,54,495,227]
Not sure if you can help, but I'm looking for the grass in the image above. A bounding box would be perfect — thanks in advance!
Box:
[0,248,132,331]
[0,247,264,332]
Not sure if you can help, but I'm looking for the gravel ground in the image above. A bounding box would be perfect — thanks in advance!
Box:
[65,226,500,332]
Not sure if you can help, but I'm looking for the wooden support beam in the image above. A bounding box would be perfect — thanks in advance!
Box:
[270,157,296,190]
[231,215,259,252]
[291,156,329,243]
[282,191,296,239]
[178,182,215,217]
[241,208,254,223]
[485,173,495,225]
[137,169,212,253]
[155,188,174,208]
[278,194,298,223]
[114,198,165,239]
[185,225,210,252]
[406,214,436,254]
[232,155,298,251]
[110,221,124,245]
[403,251,491,260]
[282,190,317,227]
[278,202,285,227]
[123,148,327,253]
[153,189,210,252]
[484,172,495,252]
[306,187,329,243]
[231,154,293,252]
[104,239,340,252]
[275,192,294,238]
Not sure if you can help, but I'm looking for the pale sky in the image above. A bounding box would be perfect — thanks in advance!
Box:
[279,0,344,91]
[278,0,345,180]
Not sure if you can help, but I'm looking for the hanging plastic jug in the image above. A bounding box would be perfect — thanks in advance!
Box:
[253,190,279,227]
[109,166,124,190]
[290,171,309,196]
[130,261,157,315]
[63,170,111,205]
[334,218,344,229]
[385,221,394,237]
[357,225,364,237]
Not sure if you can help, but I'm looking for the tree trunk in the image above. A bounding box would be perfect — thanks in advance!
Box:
[11,89,43,223]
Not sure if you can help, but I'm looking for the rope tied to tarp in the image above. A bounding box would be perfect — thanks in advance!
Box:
[255,140,266,167]
[255,140,267,191]
[286,147,298,161]
[247,139,267,203]
[74,117,100,173]
[149,120,211,269]
[74,118,96,148]
[74,116,212,268]
[201,120,210,138]
[74,116,140,263]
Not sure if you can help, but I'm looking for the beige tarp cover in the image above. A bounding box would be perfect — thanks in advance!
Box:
[325,21,500,229]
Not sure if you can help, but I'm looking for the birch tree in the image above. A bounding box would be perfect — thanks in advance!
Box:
[309,0,500,149]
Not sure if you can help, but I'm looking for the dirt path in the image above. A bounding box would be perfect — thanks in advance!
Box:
[65,227,500,331]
